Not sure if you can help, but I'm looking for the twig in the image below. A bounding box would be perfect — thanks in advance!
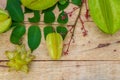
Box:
[64,5,83,55]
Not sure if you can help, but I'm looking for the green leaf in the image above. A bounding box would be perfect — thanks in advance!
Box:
[24,7,33,13]
[57,11,68,24]
[72,0,82,6]
[57,0,69,11]
[44,11,55,23]
[56,26,68,40]
[59,0,67,5]
[28,25,41,51]
[28,10,40,23]
[6,0,24,22]
[44,26,54,40]
[10,24,26,45]
[11,22,20,28]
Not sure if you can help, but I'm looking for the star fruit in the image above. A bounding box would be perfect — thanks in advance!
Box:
[21,0,58,10]
[5,45,35,73]
[46,33,63,60]
[0,8,12,33]
[88,0,120,34]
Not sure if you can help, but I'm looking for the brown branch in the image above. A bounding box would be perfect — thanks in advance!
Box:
[64,5,83,55]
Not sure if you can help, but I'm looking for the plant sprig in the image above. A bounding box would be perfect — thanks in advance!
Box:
[3,0,86,72]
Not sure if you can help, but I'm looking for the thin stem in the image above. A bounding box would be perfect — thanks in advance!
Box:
[64,5,83,55]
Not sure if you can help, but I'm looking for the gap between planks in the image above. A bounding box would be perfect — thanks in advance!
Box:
[1,60,120,62]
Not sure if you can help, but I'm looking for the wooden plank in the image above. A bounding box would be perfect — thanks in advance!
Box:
[0,1,120,80]
[0,61,120,80]
[0,24,120,60]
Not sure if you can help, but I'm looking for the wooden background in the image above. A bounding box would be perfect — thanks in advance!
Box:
[0,0,120,80]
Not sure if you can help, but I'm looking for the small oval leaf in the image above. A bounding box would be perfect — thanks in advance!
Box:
[44,26,55,40]
[28,25,41,51]
[57,11,68,24]
[28,10,40,23]
[56,26,68,40]
[10,24,26,45]
[6,0,24,22]
[44,11,55,23]
[58,0,69,11]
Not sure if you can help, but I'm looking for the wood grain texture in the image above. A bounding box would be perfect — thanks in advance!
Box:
[0,0,120,80]
[0,61,120,80]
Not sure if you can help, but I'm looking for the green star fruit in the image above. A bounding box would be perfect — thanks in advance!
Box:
[46,33,63,60]
[0,9,12,33]
[88,0,120,34]
[21,0,58,10]
[5,45,35,73]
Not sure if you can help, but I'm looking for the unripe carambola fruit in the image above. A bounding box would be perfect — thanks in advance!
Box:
[5,45,35,73]
[0,9,12,33]
[46,33,63,60]
[21,0,58,10]
[88,0,120,34]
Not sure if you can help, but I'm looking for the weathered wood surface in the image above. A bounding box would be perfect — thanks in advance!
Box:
[0,0,120,80]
